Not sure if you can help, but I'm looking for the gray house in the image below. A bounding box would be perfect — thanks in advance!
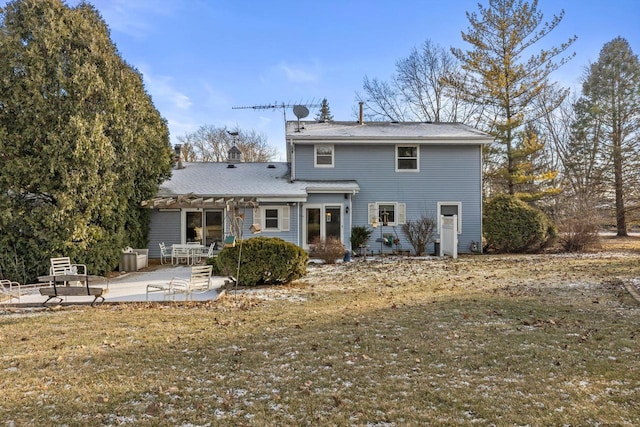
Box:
[144,120,493,258]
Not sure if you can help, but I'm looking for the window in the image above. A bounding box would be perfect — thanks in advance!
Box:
[264,209,279,230]
[437,202,462,234]
[396,145,419,171]
[368,202,406,226]
[254,206,290,231]
[378,204,395,225]
[315,144,334,167]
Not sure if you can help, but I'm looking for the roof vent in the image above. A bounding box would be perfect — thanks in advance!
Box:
[267,164,276,169]
[227,164,236,169]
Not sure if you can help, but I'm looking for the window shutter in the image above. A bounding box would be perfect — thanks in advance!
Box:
[281,206,290,231]
[397,203,406,224]
[253,208,262,227]
[368,203,377,224]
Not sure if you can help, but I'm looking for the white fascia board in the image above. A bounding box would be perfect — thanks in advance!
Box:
[256,197,307,203]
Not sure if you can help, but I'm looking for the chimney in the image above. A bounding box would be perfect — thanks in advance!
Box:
[359,101,364,125]
[174,144,184,169]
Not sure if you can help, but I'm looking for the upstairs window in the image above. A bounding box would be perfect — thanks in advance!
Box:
[396,145,419,171]
[315,144,334,167]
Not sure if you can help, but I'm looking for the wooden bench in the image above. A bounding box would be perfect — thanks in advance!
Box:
[37,274,108,306]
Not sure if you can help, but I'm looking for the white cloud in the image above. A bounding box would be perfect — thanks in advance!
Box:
[276,62,320,84]
[138,66,192,111]
[85,0,181,39]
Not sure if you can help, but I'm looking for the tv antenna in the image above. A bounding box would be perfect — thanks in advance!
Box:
[232,102,321,132]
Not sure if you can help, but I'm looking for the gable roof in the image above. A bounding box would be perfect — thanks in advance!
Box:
[286,121,494,143]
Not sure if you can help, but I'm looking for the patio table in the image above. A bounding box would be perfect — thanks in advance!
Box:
[171,244,205,265]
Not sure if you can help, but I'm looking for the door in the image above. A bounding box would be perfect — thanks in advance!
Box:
[185,210,223,246]
[304,205,342,248]
[204,210,223,247]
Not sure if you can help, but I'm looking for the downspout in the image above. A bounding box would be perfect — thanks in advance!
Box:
[290,137,296,182]
[297,202,301,247]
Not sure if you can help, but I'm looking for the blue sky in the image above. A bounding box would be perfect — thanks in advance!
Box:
[58,1,640,158]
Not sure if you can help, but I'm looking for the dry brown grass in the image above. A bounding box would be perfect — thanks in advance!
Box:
[2,239,640,426]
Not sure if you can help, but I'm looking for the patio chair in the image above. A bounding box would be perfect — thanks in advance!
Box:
[168,265,213,300]
[172,245,190,265]
[0,279,21,303]
[50,257,87,276]
[193,243,216,264]
[159,242,171,265]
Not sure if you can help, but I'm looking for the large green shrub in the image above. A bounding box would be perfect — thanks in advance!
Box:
[215,237,308,286]
[484,194,556,253]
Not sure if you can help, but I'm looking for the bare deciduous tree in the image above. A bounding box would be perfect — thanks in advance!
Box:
[356,40,480,124]
[178,125,276,162]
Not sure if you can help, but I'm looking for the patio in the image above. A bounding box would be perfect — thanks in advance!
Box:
[1,264,227,306]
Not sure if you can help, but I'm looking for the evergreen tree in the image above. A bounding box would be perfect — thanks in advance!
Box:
[452,0,575,200]
[0,0,173,281]
[577,37,640,236]
[315,98,334,122]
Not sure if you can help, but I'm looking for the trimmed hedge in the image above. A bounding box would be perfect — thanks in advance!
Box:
[484,194,556,253]
[213,237,308,286]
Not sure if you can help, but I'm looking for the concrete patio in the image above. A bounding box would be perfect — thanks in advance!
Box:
[1,265,227,306]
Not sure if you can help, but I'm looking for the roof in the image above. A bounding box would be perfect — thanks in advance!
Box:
[156,162,303,198]
[144,162,359,208]
[286,121,494,143]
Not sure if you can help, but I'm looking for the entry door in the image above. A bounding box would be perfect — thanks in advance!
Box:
[305,205,342,247]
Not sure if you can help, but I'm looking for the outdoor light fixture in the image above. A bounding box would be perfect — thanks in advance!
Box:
[326,212,332,222]
[345,206,349,214]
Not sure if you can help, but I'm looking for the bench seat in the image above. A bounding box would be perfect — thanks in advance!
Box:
[39,287,107,297]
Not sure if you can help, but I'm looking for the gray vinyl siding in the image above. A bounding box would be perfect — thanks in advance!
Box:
[148,210,181,258]
[247,203,298,244]
[295,143,483,254]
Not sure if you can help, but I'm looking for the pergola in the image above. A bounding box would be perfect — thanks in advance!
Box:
[141,193,258,209]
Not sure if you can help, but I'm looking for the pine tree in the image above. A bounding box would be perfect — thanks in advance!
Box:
[452,0,575,200]
[315,98,334,122]
[0,0,173,281]
[577,37,640,236]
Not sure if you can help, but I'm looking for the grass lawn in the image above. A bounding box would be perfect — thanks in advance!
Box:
[1,237,639,426]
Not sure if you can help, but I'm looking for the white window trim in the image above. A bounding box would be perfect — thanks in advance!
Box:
[437,202,462,234]
[254,206,290,232]
[302,204,344,249]
[368,202,406,226]
[395,144,419,172]
[314,144,334,168]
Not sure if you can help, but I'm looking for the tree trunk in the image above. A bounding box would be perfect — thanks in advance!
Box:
[613,143,627,237]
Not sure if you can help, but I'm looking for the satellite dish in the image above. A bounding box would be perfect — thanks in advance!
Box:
[293,105,309,119]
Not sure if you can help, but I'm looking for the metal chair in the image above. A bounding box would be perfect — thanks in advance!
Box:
[0,279,21,303]
[159,242,171,265]
[168,265,213,300]
[193,243,215,264]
